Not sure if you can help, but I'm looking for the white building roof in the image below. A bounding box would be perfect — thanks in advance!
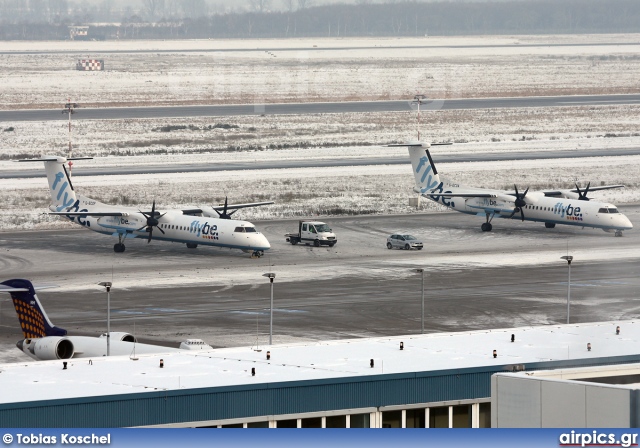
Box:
[1,320,638,404]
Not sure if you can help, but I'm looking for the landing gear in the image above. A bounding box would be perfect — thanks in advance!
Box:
[113,234,126,253]
[615,230,623,237]
[251,250,264,258]
[545,222,556,229]
[481,213,494,232]
[186,243,198,249]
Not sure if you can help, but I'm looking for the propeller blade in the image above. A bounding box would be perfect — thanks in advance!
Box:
[157,226,165,235]
[519,208,525,222]
[135,225,147,232]
[147,227,153,243]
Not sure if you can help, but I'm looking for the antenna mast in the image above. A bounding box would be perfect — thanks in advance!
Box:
[62,99,80,176]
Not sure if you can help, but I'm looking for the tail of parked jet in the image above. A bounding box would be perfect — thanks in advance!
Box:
[407,144,443,194]
[19,155,91,212]
[0,279,67,339]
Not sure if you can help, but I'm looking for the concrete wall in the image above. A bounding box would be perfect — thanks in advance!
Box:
[492,374,631,428]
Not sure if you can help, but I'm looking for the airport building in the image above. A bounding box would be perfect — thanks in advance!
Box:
[1,321,640,428]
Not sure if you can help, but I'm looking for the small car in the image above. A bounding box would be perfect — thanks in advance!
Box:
[386,234,423,250]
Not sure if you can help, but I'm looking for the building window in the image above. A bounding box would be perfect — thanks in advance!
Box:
[382,410,402,428]
[452,404,472,428]
[326,415,347,428]
[301,417,322,428]
[350,413,370,428]
[275,419,297,428]
[220,423,243,428]
[246,421,269,428]
[406,408,426,428]
[429,406,449,428]
[478,403,491,428]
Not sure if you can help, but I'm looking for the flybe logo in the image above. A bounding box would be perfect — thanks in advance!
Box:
[190,220,219,240]
[415,156,456,207]
[553,202,583,220]
[52,171,75,211]
[416,156,440,191]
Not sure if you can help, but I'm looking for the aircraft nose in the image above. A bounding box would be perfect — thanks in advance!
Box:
[261,234,271,249]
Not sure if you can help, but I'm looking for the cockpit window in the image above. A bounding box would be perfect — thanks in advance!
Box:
[608,207,619,214]
[244,226,257,232]
[598,208,608,213]
[234,227,246,232]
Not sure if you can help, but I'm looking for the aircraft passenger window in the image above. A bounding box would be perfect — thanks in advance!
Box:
[234,227,245,232]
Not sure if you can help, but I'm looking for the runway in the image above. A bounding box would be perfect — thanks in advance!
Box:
[2,94,640,122]
[1,207,639,363]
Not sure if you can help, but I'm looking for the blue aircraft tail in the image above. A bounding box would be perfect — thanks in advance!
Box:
[0,279,67,338]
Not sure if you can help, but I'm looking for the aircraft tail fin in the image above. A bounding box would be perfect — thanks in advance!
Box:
[19,156,90,212]
[0,279,67,339]
[407,144,442,193]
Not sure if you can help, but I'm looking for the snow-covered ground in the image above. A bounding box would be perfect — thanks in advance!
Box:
[1,35,640,230]
[1,34,640,109]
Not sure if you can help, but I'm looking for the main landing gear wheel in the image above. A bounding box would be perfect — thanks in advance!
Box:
[387,242,393,249]
[251,250,264,258]
[481,223,493,232]
[186,243,198,249]
[113,243,126,253]
[545,222,556,229]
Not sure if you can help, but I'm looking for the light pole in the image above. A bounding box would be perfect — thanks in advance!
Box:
[98,282,112,355]
[416,268,425,334]
[560,256,573,324]
[413,94,427,141]
[262,273,276,345]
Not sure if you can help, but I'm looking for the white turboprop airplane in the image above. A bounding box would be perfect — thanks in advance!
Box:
[404,143,633,236]
[0,278,212,361]
[20,156,272,256]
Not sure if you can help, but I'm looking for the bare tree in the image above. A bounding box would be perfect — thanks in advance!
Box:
[143,0,165,20]
[282,0,294,13]
[182,0,207,18]
[297,0,311,9]
[249,0,270,13]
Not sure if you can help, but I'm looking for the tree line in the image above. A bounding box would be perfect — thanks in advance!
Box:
[1,0,639,40]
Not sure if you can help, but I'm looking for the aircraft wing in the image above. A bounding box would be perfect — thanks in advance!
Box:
[181,201,274,216]
[542,185,625,197]
[210,201,275,211]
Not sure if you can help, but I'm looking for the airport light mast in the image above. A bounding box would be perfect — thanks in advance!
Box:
[62,100,79,176]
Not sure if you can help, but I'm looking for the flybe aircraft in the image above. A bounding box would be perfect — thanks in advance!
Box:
[0,279,214,361]
[405,143,633,236]
[21,156,272,256]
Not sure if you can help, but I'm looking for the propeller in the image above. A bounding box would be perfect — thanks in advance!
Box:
[508,184,529,222]
[136,200,166,243]
[214,196,237,220]
[575,182,591,201]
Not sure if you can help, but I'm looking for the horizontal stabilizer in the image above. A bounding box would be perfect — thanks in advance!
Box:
[18,157,93,163]
[415,187,496,198]
[0,284,57,293]
[49,211,125,217]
